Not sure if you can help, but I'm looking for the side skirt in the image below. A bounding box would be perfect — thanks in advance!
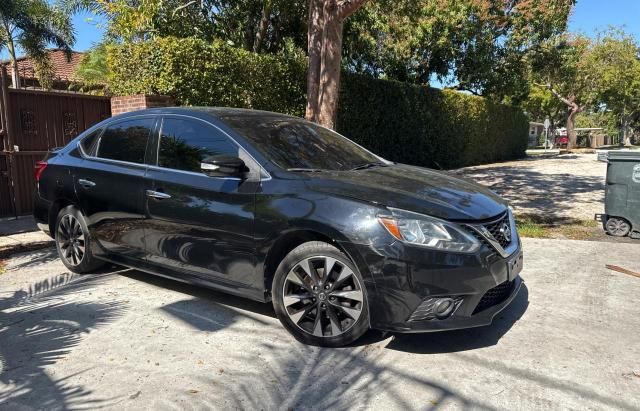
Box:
[95,254,269,303]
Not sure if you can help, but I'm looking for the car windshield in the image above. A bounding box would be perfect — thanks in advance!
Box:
[219,115,383,171]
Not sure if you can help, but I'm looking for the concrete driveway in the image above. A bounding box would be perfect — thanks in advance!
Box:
[1,238,639,410]
[456,154,606,222]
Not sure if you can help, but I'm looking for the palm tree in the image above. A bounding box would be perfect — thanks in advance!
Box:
[0,0,75,88]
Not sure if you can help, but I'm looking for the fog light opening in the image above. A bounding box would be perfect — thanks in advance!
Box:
[433,298,456,319]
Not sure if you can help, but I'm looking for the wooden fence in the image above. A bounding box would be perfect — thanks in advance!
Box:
[0,67,111,217]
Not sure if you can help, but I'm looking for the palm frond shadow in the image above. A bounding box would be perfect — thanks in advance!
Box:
[0,271,129,409]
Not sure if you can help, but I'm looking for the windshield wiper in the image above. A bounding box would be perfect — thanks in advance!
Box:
[350,162,388,171]
[286,168,326,172]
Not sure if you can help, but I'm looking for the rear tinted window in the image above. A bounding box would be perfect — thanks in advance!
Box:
[158,117,238,173]
[80,128,102,155]
[97,118,154,164]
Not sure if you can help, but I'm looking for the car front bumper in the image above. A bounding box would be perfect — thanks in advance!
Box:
[342,238,524,333]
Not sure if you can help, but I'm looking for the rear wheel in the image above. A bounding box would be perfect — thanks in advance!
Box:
[55,206,104,273]
[605,217,631,237]
[272,241,369,347]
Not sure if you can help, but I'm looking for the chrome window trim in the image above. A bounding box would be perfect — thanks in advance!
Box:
[78,127,104,155]
[77,141,148,170]
[77,113,272,182]
[94,115,156,164]
[145,164,243,181]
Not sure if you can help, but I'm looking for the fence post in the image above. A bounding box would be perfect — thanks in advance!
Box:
[0,66,19,217]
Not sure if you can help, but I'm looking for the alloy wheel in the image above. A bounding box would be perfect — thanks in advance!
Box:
[606,218,631,237]
[282,256,364,338]
[57,214,85,266]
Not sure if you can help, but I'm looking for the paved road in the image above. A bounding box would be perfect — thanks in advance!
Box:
[1,239,639,410]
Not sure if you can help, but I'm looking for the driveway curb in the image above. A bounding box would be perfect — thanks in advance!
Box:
[0,232,54,259]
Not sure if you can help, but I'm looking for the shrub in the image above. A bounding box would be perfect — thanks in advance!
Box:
[337,73,528,168]
[107,37,307,116]
[108,37,528,168]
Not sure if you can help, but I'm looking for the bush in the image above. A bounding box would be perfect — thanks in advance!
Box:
[337,73,528,168]
[108,37,528,169]
[107,37,307,116]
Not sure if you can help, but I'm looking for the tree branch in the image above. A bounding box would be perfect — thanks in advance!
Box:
[453,84,482,96]
[338,0,368,19]
[172,1,197,16]
[533,82,576,108]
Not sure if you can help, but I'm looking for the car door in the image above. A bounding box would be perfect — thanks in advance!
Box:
[142,115,259,290]
[74,116,157,260]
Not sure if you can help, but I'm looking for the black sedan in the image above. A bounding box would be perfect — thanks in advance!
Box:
[34,107,523,347]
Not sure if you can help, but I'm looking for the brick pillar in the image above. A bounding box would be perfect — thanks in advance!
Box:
[110,94,175,116]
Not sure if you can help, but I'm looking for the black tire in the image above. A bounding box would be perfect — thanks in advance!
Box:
[55,205,104,273]
[272,241,369,347]
[604,217,631,237]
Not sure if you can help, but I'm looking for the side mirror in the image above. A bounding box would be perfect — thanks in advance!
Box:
[201,155,247,178]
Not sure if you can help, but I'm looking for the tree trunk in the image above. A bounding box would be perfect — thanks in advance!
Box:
[6,39,20,88]
[305,0,324,123]
[305,0,367,128]
[243,8,257,51]
[253,0,271,53]
[566,106,579,149]
[535,84,584,150]
[623,120,632,146]
[316,4,343,128]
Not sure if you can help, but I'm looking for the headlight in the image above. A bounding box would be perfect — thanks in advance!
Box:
[378,208,480,253]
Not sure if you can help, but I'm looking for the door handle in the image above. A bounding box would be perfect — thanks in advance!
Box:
[146,189,171,200]
[78,178,96,188]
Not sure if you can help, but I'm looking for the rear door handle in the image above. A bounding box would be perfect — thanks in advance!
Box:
[78,178,96,189]
[146,189,171,199]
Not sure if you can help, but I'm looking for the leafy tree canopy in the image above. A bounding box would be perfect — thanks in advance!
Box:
[68,0,307,53]
[588,29,640,143]
[69,0,574,102]
[344,0,576,102]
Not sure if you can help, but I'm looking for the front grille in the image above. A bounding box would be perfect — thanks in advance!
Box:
[483,213,512,248]
[467,229,491,248]
[473,280,514,314]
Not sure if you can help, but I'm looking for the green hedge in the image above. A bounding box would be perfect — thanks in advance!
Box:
[107,37,307,116]
[337,73,528,168]
[108,37,528,169]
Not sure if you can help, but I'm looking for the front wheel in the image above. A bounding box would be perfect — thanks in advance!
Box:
[55,205,104,273]
[272,241,369,347]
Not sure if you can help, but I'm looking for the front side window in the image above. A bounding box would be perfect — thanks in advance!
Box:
[219,115,381,171]
[97,118,154,164]
[158,118,238,173]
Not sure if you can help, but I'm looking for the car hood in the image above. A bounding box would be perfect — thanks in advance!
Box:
[304,164,507,221]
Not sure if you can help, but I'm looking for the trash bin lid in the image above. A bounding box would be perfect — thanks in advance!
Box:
[606,151,640,162]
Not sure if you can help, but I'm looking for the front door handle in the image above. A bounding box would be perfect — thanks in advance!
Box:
[146,189,171,200]
[78,178,96,189]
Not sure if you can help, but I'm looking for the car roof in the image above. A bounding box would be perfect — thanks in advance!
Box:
[112,106,301,121]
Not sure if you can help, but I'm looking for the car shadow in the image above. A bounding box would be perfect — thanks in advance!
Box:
[120,267,529,354]
[118,269,276,321]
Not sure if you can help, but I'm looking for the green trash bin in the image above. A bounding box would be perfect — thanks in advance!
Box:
[596,151,640,239]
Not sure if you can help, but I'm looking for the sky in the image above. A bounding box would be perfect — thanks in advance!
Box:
[568,0,640,39]
[3,1,640,57]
